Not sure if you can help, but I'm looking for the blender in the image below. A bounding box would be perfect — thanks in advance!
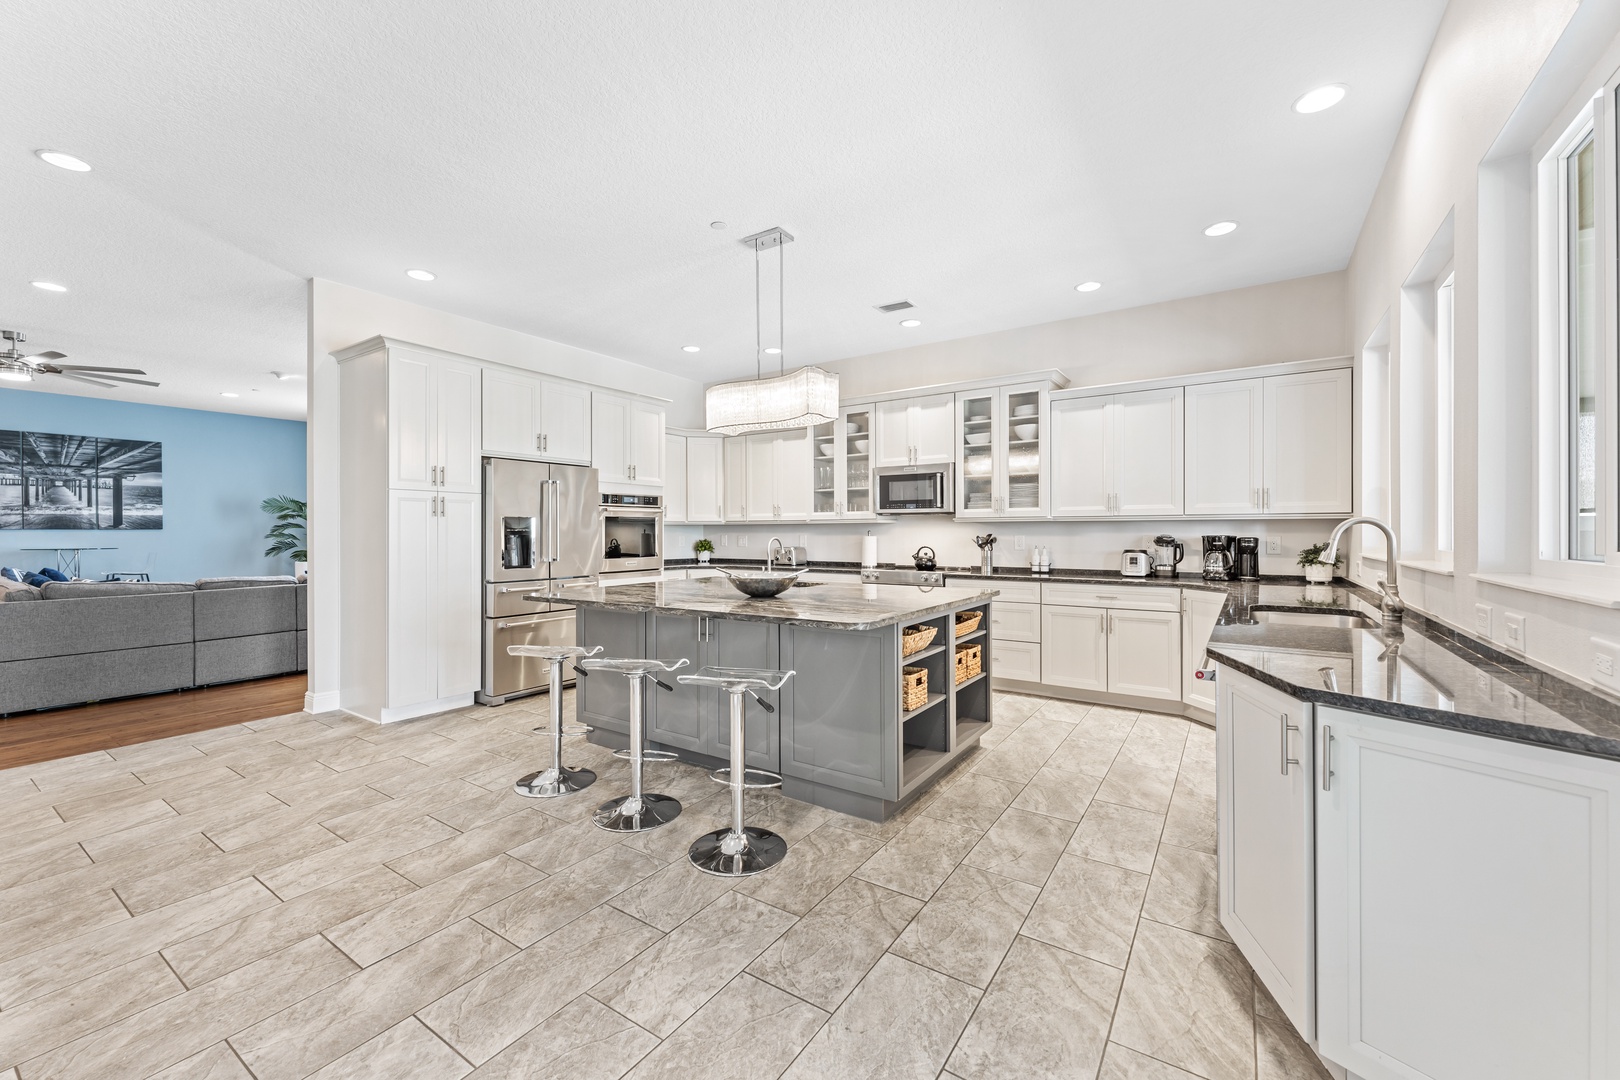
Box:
[1151,535,1184,577]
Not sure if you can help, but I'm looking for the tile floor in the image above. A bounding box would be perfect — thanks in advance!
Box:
[0,689,1331,1080]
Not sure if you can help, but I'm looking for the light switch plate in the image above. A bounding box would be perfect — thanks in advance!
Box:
[719,534,730,547]
[1474,603,1492,638]
[1503,611,1526,652]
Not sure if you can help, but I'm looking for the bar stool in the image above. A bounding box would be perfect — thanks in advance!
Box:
[505,644,602,798]
[675,665,795,877]
[578,656,690,832]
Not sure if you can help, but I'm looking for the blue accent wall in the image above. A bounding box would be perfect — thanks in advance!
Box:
[0,389,306,581]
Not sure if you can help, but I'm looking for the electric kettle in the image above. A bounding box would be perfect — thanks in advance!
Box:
[1151,535,1184,577]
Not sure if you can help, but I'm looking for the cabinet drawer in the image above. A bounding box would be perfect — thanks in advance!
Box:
[971,578,1042,604]
[991,601,1041,642]
[1042,582,1179,611]
[992,639,1041,683]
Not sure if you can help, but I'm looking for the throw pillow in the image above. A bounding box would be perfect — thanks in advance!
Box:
[38,568,70,582]
[23,572,51,588]
[0,567,22,582]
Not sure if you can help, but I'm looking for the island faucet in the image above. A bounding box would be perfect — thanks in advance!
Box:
[1324,516,1404,624]
[766,536,785,571]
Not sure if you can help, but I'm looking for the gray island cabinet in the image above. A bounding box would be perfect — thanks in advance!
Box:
[565,578,997,820]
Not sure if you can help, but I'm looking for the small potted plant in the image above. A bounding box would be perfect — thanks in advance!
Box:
[1297,542,1342,584]
[262,495,308,581]
[693,538,714,565]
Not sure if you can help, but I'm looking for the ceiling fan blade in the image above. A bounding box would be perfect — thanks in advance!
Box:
[24,351,67,361]
[81,374,161,387]
[47,372,118,389]
[52,364,148,375]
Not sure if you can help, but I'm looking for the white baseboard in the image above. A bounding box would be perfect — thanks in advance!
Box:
[304,690,342,714]
[375,694,475,725]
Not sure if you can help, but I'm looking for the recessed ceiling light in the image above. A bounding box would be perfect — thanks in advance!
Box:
[763,347,782,355]
[899,319,921,328]
[405,268,435,281]
[1075,281,1102,293]
[709,221,727,230]
[1204,221,1239,237]
[36,150,91,172]
[220,392,239,398]
[1293,84,1348,114]
[31,281,67,293]
[682,345,701,353]
[0,370,33,383]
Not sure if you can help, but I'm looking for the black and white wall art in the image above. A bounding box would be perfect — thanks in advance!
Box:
[0,429,164,530]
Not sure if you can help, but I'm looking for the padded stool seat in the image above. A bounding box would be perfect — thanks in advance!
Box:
[505,644,600,798]
[579,656,690,832]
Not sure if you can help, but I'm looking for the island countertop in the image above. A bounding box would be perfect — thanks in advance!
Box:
[551,578,998,631]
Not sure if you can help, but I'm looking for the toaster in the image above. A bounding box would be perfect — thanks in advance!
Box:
[1121,549,1152,577]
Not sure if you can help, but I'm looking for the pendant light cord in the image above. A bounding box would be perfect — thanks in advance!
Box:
[754,240,762,382]
[779,238,785,377]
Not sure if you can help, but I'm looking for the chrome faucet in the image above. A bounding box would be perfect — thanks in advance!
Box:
[1324,516,1404,624]
[766,536,785,571]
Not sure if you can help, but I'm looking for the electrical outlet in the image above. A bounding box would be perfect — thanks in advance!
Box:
[1503,611,1526,652]
[737,535,748,548]
[1014,536,1026,551]
[798,534,808,547]
[1475,603,1492,638]
[1595,638,1619,690]
[1266,537,1282,555]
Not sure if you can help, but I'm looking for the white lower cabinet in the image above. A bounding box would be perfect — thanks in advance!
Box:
[1181,589,1226,711]
[992,638,1042,683]
[1314,706,1620,1080]
[1040,606,1108,691]
[1217,669,1315,1042]
[386,489,480,718]
[1041,602,1181,701]
[990,601,1041,643]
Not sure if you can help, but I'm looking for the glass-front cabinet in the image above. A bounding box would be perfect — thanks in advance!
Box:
[957,383,1048,518]
[810,405,877,519]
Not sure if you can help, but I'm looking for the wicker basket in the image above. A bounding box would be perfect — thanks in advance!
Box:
[954,643,983,685]
[955,610,983,637]
[902,666,929,711]
[901,624,938,657]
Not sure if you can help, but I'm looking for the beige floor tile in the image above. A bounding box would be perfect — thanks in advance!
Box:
[608,855,740,932]
[0,832,216,921]
[473,844,663,947]
[0,876,278,1008]
[0,839,92,893]
[1142,843,1229,942]
[747,877,921,1010]
[119,822,343,914]
[589,891,797,1038]
[1022,855,1148,968]
[1003,716,1077,752]
[325,854,542,966]
[1095,756,1180,813]
[853,814,981,900]
[962,806,1076,886]
[921,772,1024,832]
[889,864,1039,988]
[78,790,286,860]
[1046,727,1128,777]
[1025,696,1092,724]
[825,783,943,843]
[318,779,486,841]
[146,1041,255,1079]
[257,815,458,900]
[0,886,129,964]
[733,823,883,916]
[967,739,1054,784]
[1257,1013,1332,1080]
[3,797,178,866]
[992,692,1049,723]
[613,791,731,862]
[371,749,516,797]
[1110,920,1255,1080]
[1068,800,1164,874]
[428,787,545,832]
[207,785,390,852]
[947,935,1122,1080]
[506,814,626,873]
[420,905,662,1065]
[780,953,980,1080]
[0,952,184,1069]
[306,1017,471,1080]
[230,920,514,1080]
[623,974,827,1080]
[465,994,659,1080]
[22,935,357,1080]
[1098,1042,1203,1079]
[0,804,63,836]
[1010,765,1102,822]
[49,765,242,823]
[163,865,418,986]
[387,807,560,886]
[264,755,426,807]
[1159,778,1217,855]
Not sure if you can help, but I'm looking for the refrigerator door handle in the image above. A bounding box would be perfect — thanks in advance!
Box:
[547,478,562,564]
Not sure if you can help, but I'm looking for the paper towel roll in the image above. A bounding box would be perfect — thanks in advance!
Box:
[862,534,878,569]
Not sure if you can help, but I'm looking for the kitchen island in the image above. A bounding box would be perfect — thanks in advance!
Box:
[564,577,997,820]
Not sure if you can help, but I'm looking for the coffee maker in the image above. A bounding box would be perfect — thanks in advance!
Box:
[1234,536,1260,581]
[1151,535,1184,577]
[1201,534,1235,581]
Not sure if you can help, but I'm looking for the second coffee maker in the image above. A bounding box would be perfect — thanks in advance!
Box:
[1234,536,1260,581]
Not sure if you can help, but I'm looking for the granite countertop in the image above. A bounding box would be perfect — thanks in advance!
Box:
[551,577,996,631]
[1203,584,1620,762]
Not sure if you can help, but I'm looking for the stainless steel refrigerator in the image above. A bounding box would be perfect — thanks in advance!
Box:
[478,457,601,705]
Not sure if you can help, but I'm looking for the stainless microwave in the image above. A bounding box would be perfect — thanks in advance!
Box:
[875,464,954,514]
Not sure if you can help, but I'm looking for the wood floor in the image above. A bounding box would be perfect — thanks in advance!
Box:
[0,675,308,769]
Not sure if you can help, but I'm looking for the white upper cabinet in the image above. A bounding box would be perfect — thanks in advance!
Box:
[1049,387,1182,517]
[388,348,481,493]
[875,393,956,466]
[811,405,879,519]
[480,369,591,465]
[592,393,665,489]
[744,428,811,521]
[664,434,689,523]
[958,383,1050,518]
[723,436,748,520]
[1264,368,1352,515]
[684,435,725,525]
[1185,379,1264,515]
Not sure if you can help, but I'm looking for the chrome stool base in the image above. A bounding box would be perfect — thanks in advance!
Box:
[689,826,788,877]
[514,765,597,799]
[594,792,682,832]
[614,746,679,763]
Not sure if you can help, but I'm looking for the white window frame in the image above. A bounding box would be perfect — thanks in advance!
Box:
[1435,267,1456,565]
[1533,77,1620,581]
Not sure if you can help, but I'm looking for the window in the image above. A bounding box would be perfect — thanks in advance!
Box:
[1567,130,1599,561]
[1436,271,1455,557]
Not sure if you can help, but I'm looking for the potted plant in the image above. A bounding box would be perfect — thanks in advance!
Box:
[693,538,714,565]
[1297,542,1342,584]
[262,495,308,581]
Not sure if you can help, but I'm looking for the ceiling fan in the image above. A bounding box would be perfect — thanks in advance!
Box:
[0,329,159,389]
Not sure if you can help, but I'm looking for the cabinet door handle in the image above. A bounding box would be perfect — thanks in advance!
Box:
[1264,486,1271,510]
[1252,488,1259,509]
[1321,724,1334,790]
[1280,713,1300,775]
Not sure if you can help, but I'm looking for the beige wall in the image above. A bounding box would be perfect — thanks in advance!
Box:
[824,271,1349,399]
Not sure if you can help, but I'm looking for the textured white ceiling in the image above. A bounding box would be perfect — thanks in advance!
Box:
[1,0,1445,420]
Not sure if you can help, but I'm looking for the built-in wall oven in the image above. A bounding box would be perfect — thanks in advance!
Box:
[875,464,955,514]
[601,493,664,577]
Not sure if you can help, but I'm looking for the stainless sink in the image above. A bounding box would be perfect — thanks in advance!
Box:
[1250,609,1375,629]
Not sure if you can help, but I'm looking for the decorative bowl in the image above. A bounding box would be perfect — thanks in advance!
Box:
[853,438,870,453]
[1012,423,1038,440]
[713,566,805,598]
[1013,404,1037,417]
[965,432,991,446]
[817,444,835,457]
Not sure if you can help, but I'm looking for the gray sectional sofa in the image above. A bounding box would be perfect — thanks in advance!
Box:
[0,577,308,714]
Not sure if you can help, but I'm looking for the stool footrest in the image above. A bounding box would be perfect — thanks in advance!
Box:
[709,767,783,790]
[613,747,679,762]
[532,723,593,737]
